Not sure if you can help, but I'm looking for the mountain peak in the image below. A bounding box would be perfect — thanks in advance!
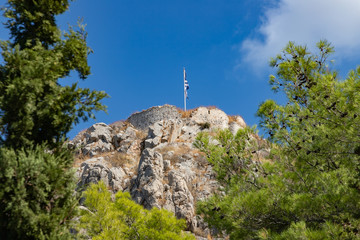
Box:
[70,105,255,239]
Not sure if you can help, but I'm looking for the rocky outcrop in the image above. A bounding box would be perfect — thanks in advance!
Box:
[76,157,127,192]
[167,170,196,230]
[144,119,184,148]
[113,125,142,155]
[70,122,144,158]
[131,148,164,209]
[72,105,250,239]
[190,107,229,130]
[69,122,114,157]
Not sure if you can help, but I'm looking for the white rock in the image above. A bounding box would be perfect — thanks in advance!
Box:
[233,115,246,128]
[131,148,164,209]
[180,124,201,142]
[85,122,113,144]
[168,170,196,231]
[146,119,184,147]
[76,157,125,192]
[190,107,229,130]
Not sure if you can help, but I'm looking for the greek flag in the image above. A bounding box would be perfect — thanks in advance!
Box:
[184,70,189,99]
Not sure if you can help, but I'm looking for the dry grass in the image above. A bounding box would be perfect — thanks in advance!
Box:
[109,120,125,131]
[158,196,167,207]
[157,144,210,169]
[187,162,210,200]
[203,105,218,110]
[177,105,219,119]
[192,227,211,238]
[135,130,147,140]
[73,150,137,169]
[193,150,209,168]
[73,153,88,167]
[157,144,192,165]
[110,120,133,132]
[110,120,147,141]
[187,177,200,199]
[228,114,244,123]
[108,152,135,168]
[228,115,237,123]
[177,108,196,118]
[156,144,177,155]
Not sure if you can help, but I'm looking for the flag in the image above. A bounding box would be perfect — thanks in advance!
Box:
[184,70,189,99]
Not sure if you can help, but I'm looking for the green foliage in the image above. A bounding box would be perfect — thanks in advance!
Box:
[0,1,108,239]
[194,127,267,188]
[4,0,70,49]
[0,145,78,239]
[195,41,360,239]
[79,181,195,240]
[0,0,108,148]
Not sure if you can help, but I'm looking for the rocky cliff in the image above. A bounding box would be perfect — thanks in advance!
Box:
[70,105,248,239]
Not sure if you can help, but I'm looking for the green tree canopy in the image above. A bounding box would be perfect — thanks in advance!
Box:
[0,0,107,148]
[4,0,71,49]
[79,181,195,240]
[0,145,77,239]
[0,1,107,239]
[195,40,360,239]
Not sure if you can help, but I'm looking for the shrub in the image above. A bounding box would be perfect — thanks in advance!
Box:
[0,145,78,239]
[79,181,195,240]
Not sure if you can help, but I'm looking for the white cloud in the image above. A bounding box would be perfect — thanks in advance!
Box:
[241,0,360,70]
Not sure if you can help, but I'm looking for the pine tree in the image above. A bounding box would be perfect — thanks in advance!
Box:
[0,145,77,239]
[0,1,107,239]
[0,0,107,148]
[195,41,360,239]
[79,181,196,240]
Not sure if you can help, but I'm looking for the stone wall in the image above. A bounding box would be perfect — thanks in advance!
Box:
[127,105,181,131]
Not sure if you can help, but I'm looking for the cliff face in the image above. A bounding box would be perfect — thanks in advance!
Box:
[70,105,248,238]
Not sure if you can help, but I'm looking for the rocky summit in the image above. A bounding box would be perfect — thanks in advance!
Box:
[70,104,249,239]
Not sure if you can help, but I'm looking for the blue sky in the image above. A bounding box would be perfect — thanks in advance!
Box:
[1,0,360,138]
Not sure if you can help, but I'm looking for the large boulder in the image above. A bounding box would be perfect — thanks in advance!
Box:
[190,107,229,130]
[113,125,142,155]
[69,123,114,157]
[131,148,164,209]
[145,119,184,148]
[179,124,202,142]
[85,122,113,144]
[76,157,127,192]
[167,170,196,231]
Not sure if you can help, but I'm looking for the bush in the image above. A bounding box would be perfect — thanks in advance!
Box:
[0,145,78,239]
[79,181,195,240]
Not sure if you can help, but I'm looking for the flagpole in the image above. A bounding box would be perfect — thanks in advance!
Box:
[183,67,186,111]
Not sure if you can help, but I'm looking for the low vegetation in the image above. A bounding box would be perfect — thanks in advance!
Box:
[195,41,360,239]
[79,181,195,240]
